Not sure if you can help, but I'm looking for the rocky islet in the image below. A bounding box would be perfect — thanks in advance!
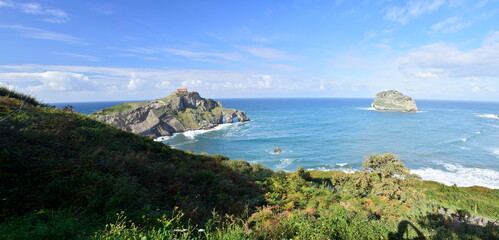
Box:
[371,90,418,112]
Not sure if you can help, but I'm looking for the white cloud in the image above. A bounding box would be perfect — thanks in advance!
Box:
[162,48,242,61]
[181,79,204,88]
[414,71,439,79]
[126,47,159,55]
[431,17,471,33]
[0,71,94,91]
[398,31,499,79]
[470,82,496,93]
[127,75,143,90]
[361,30,377,43]
[475,0,488,8]
[0,24,83,44]
[384,0,446,24]
[256,75,272,88]
[330,53,372,70]
[251,36,278,43]
[0,0,69,23]
[242,46,294,60]
[92,4,115,15]
[157,81,170,89]
[0,0,12,7]
[263,64,300,72]
[317,78,344,91]
[221,75,274,89]
[124,47,242,63]
[55,52,100,62]
[484,31,499,45]
[372,42,392,51]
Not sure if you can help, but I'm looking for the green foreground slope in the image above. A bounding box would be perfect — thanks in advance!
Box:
[0,87,270,239]
[0,87,497,240]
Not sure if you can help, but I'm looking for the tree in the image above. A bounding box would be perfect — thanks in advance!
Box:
[362,153,413,179]
[362,153,420,200]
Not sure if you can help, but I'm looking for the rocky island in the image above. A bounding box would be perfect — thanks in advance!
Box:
[371,90,418,112]
[89,89,249,138]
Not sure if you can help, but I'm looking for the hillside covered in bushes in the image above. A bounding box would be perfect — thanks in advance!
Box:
[0,87,497,239]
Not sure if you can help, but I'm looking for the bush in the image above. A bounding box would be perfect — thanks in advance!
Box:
[362,153,412,179]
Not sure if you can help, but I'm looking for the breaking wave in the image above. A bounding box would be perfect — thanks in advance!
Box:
[411,164,499,189]
[476,114,498,119]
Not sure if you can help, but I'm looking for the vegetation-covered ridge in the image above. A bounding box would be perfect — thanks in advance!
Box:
[0,88,497,239]
[88,91,250,138]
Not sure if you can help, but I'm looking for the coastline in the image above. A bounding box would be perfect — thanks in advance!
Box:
[56,99,499,190]
[154,122,247,142]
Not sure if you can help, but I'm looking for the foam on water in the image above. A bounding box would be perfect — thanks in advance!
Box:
[154,136,170,142]
[182,129,211,139]
[307,167,355,173]
[456,130,482,143]
[267,149,293,155]
[355,107,375,111]
[492,149,499,158]
[476,114,499,119]
[275,159,295,169]
[411,164,499,189]
[336,163,349,167]
[164,123,237,140]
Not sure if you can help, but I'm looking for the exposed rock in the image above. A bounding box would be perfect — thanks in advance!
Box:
[437,207,499,227]
[89,91,249,138]
[371,90,418,112]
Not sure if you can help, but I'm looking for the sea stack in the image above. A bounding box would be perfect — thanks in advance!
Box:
[89,89,250,138]
[371,90,418,112]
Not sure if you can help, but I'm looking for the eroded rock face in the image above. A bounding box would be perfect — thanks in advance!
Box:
[437,207,499,227]
[90,92,250,138]
[371,90,418,112]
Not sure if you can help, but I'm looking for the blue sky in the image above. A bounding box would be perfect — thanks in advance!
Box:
[0,0,498,102]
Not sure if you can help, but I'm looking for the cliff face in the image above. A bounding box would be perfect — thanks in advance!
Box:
[90,92,249,138]
[371,90,418,112]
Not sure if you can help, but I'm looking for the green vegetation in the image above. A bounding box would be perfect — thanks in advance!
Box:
[410,181,499,220]
[0,89,270,239]
[178,108,208,130]
[372,99,403,109]
[0,86,47,107]
[1,88,497,239]
[90,102,147,116]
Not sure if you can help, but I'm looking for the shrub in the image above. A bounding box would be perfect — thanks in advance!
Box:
[296,167,312,181]
[362,153,412,179]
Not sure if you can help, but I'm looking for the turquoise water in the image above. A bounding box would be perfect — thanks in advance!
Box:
[54,98,499,189]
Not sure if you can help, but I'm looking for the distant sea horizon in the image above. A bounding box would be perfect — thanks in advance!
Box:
[53,98,499,189]
[50,96,499,104]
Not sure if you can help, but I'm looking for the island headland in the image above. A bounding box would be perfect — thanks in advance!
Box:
[89,89,249,138]
[372,90,418,112]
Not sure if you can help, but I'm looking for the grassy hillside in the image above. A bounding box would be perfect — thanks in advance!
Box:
[0,87,271,239]
[0,87,497,239]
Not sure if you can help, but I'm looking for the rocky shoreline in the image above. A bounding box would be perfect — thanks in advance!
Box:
[90,91,250,138]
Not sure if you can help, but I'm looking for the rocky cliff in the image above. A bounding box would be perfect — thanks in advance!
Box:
[371,90,418,112]
[89,91,249,138]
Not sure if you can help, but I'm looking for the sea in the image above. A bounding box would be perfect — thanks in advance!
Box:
[53,98,499,189]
